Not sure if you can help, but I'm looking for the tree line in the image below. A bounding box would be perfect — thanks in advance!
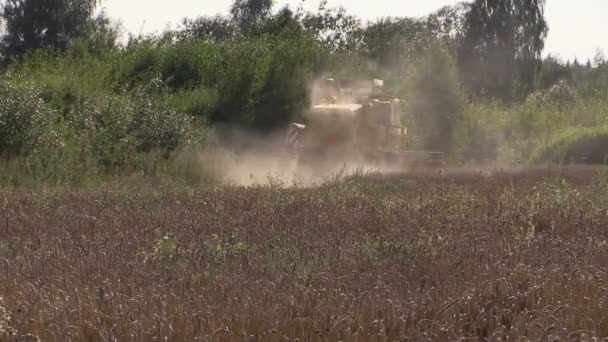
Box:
[2,0,594,101]
[0,0,606,184]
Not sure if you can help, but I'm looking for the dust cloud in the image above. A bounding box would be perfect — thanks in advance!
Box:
[198,77,448,187]
[200,132,383,187]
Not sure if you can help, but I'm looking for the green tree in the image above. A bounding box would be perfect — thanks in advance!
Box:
[358,3,469,68]
[425,3,468,54]
[298,0,362,52]
[230,0,274,33]
[584,51,608,99]
[538,55,573,89]
[459,0,548,102]
[361,17,430,67]
[257,7,302,36]
[179,15,238,42]
[0,0,101,61]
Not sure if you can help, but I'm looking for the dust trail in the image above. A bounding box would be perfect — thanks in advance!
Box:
[203,147,385,187]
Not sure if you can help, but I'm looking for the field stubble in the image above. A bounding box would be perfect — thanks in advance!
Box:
[1,165,608,341]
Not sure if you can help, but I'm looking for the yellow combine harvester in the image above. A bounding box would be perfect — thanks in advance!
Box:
[284,78,445,175]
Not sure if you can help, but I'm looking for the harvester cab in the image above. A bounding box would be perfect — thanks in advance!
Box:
[284,78,445,174]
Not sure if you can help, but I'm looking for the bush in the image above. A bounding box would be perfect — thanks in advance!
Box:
[130,81,203,154]
[7,48,118,96]
[118,41,164,89]
[247,33,320,130]
[453,101,506,162]
[170,87,218,120]
[160,42,218,89]
[0,67,211,185]
[79,96,138,172]
[531,125,608,164]
[451,91,608,164]
[117,33,326,132]
[528,80,578,109]
[0,80,63,157]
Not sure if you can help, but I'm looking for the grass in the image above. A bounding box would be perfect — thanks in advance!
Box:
[530,125,608,164]
[1,165,608,341]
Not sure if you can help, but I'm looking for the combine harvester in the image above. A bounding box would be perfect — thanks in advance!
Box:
[284,78,446,177]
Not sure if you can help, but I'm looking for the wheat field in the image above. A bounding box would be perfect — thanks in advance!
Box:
[1,166,608,341]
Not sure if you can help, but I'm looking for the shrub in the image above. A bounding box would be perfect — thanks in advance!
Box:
[531,125,608,164]
[453,101,505,162]
[528,80,578,109]
[130,81,202,154]
[170,87,218,120]
[452,92,608,164]
[160,42,218,89]
[0,80,63,157]
[118,41,164,89]
[80,96,138,172]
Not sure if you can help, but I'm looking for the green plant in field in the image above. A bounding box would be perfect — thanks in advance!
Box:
[296,265,315,284]
[399,241,414,259]
[153,235,179,260]
[201,234,228,263]
[233,241,249,252]
[215,243,224,255]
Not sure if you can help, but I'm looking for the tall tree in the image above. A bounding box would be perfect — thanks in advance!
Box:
[179,15,238,42]
[1,0,100,60]
[359,4,466,69]
[425,3,468,54]
[459,0,548,102]
[230,0,274,33]
[361,17,430,67]
[298,1,362,52]
[538,54,573,89]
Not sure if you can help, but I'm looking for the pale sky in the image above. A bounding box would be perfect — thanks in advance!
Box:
[102,0,607,62]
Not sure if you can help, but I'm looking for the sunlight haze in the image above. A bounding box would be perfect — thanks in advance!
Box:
[102,0,607,62]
